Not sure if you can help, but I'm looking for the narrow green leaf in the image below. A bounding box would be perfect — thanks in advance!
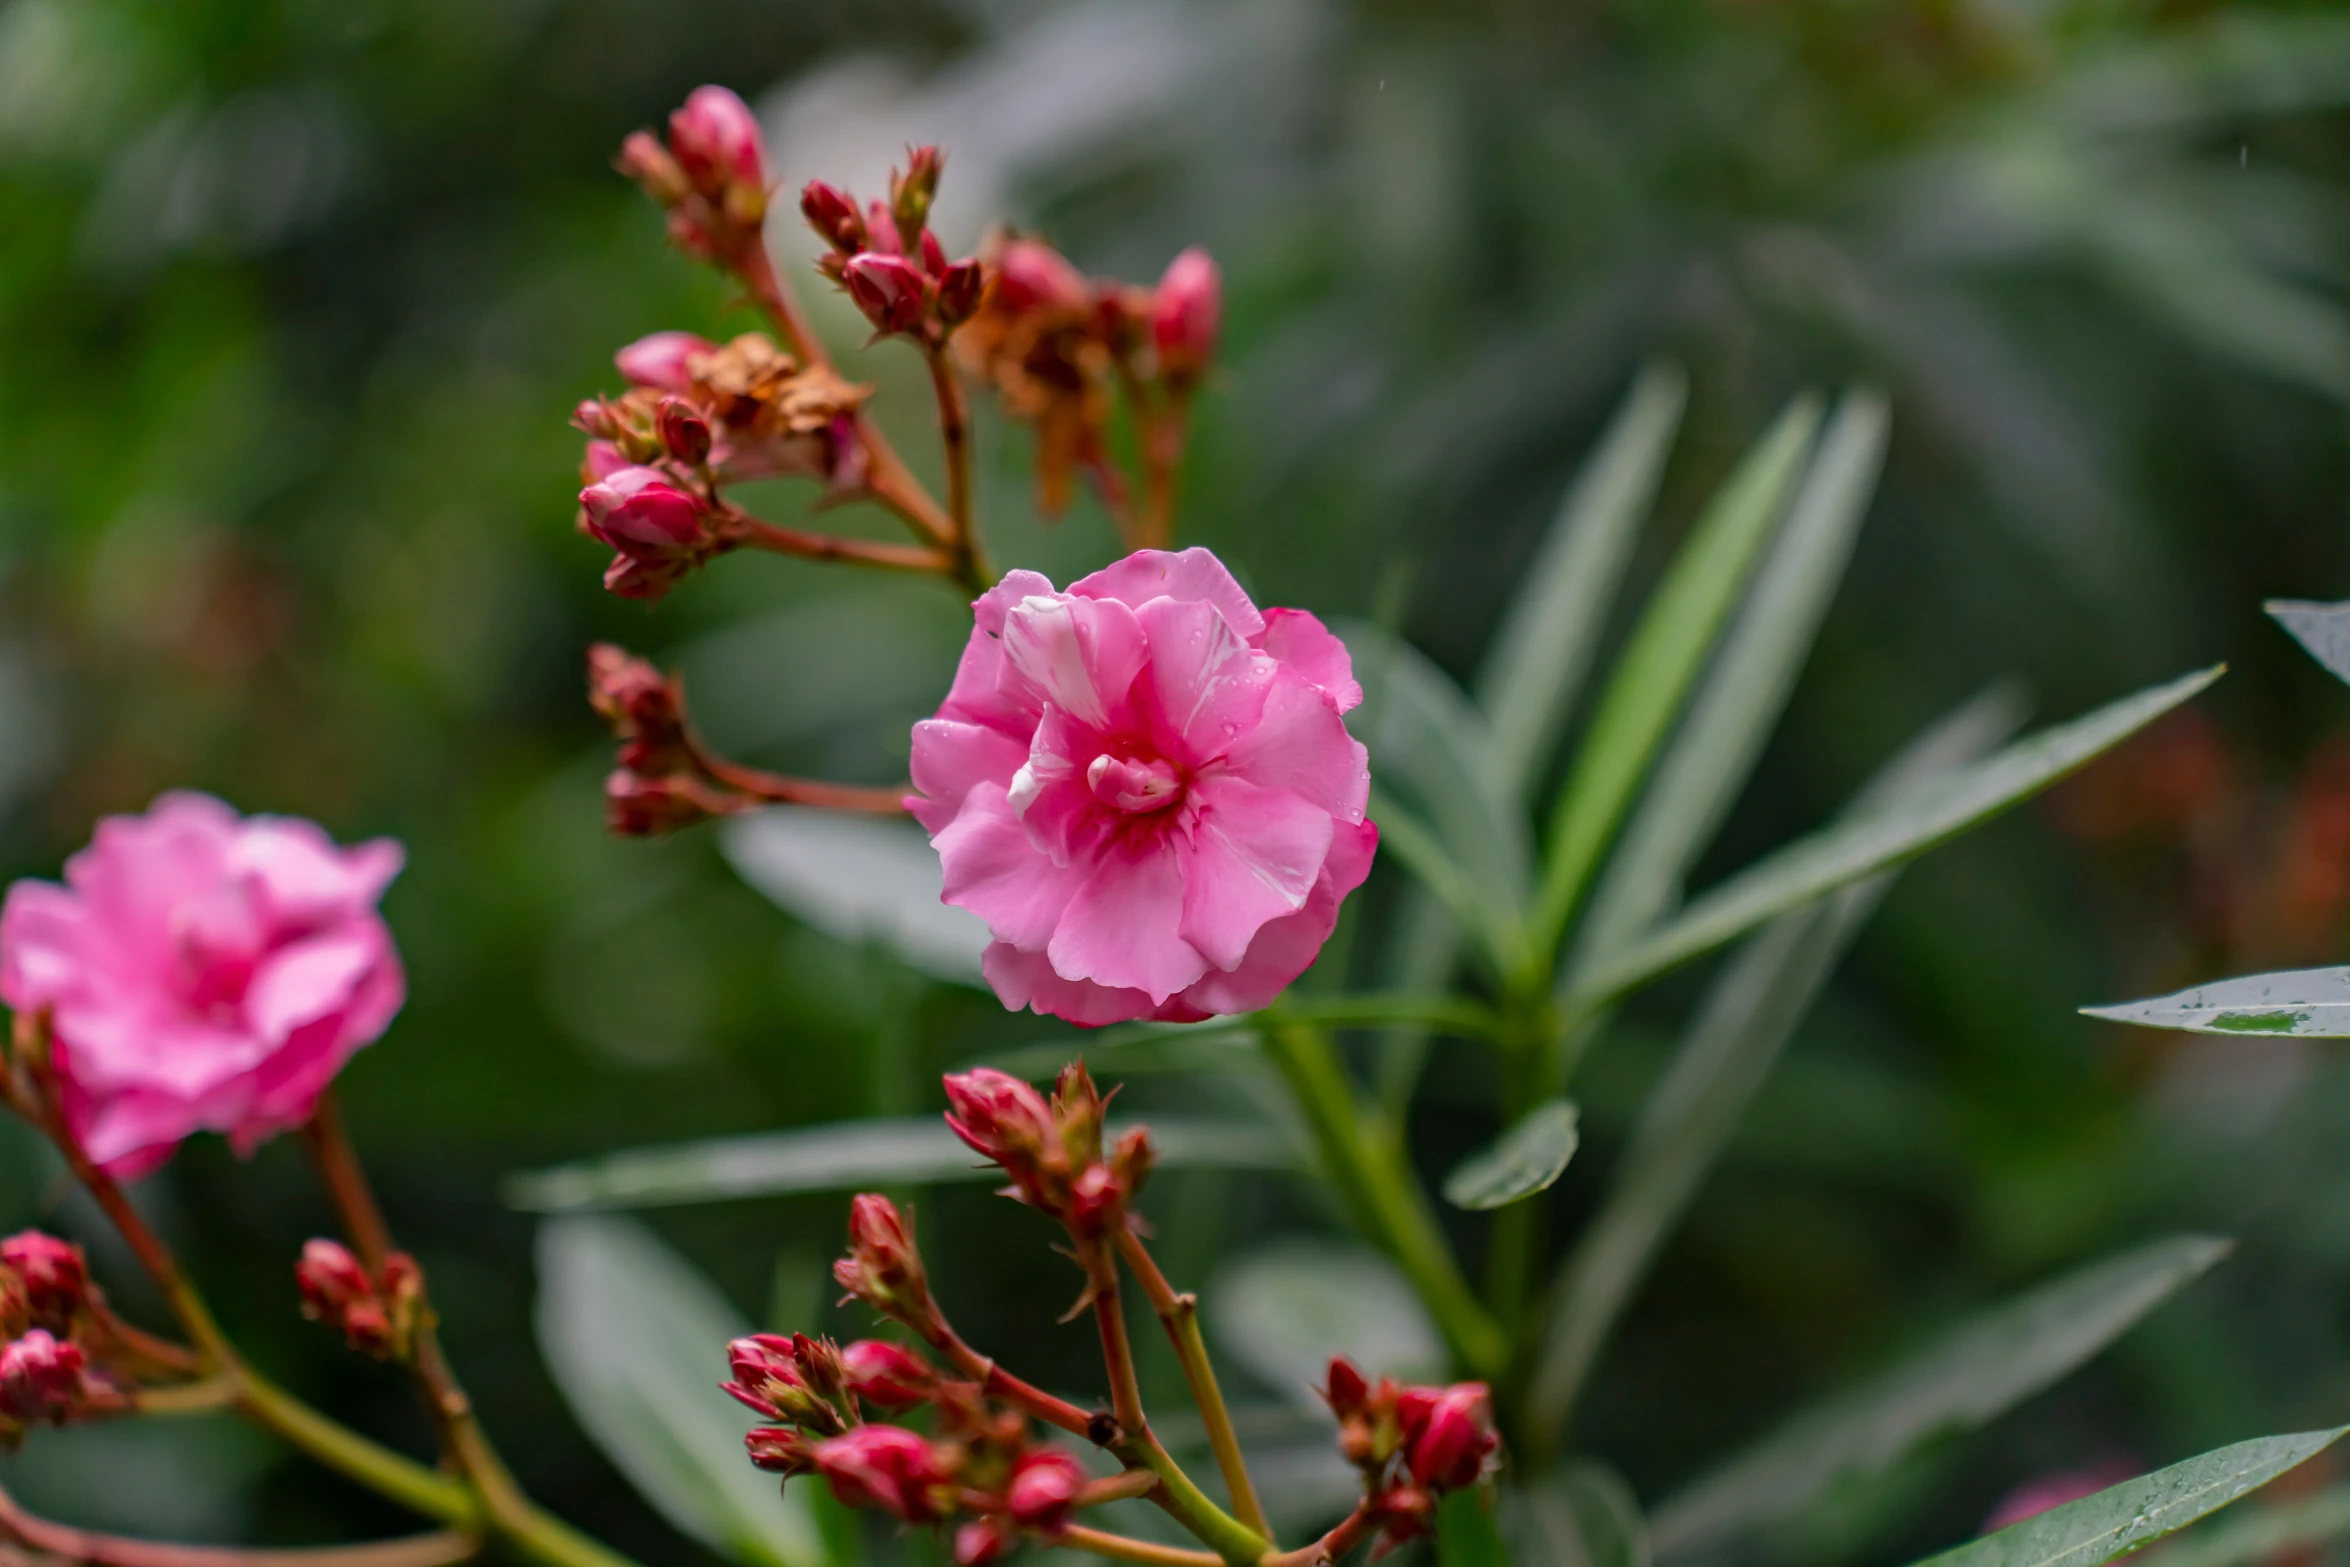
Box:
[1514,1462,1652,1567]
[1570,390,1888,978]
[2159,1482,2350,1567]
[1649,1234,2234,1559]
[1444,1099,1580,1211]
[1529,687,2024,1443]
[535,1216,827,1567]
[2266,598,2350,687]
[1533,396,1825,959]
[1479,363,1689,797]
[1439,1488,1513,1567]
[1207,1242,1447,1409]
[2083,965,2350,1036]
[506,1116,1298,1213]
[1904,1428,2350,1567]
[1572,665,2224,1008]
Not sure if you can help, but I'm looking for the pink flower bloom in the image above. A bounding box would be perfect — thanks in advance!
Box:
[910,548,1375,1026]
[0,795,403,1179]
[614,331,713,393]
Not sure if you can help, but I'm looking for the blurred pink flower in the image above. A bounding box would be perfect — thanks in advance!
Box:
[1982,1460,2139,1534]
[614,331,714,393]
[0,793,404,1179]
[910,548,1375,1025]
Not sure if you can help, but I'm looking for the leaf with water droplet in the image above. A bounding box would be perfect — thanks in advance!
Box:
[1444,1099,1580,1210]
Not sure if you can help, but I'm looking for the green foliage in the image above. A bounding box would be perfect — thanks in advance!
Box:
[1444,1099,1580,1212]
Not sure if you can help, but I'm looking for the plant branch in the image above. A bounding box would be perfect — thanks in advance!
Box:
[1112,1231,1267,1540]
[922,346,989,592]
[925,1321,1099,1441]
[698,757,911,816]
[727,517,956,576]
[1261,1500,1379,1567]
[0,1483,477,1567]
[130,1375,238,1415]
[1055,1528,1223,1567]
[1077,1472,1163,1508]
[1257,1022,1508,1376]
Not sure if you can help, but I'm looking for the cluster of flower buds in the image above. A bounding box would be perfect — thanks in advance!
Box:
[723,1317,1091,1564]
[942,1064,1152,1237]
[586,643,777,835]
[949,233,1221,519]
[616,86,770,265]
[0,1233,122,1438]
[801,149,987,345]
[572,331,873,601]
[1321,1357,1500,1549]
[830,1193,939,1336]
[294,1240,427,1361]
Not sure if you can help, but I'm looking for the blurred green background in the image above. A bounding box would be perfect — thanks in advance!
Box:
[5,0,2350,1561]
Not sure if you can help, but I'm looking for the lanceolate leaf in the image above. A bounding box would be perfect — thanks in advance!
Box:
[506,1116,1297,1213]
[1570,665,2224,1009]
[1902,1428,2350,1567]
[1368,789,1532,975]
[2266,598,2350,687]
[2083,965,2350,1036]
[1444,1099,1580,1211]
[1648,1235,2232,1559]
[1570,390,1889,977]
[2159,1482,2350,1567]
[1533,396,1825,957]
[1528,688,2024,1443]
[535,1216,828,1567]
[1479,363,1689,797]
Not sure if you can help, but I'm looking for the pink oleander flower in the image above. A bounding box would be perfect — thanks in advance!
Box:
[909,548,1375,1026]
[0,793,405,1179]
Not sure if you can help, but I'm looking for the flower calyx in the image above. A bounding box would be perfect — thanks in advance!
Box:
[1322,1356,1500,1548]
[941,1062,1149,1236]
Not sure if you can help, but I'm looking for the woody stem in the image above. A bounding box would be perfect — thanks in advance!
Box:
[736,243,958,550]
[301,1095,644,1567]
[923,345,990,593]
[727,517,957,576]
[1113,1230,1268,1539]
[0,1481,479,1567]
[699,757,910,816]
[1261,1500,1379,1567]
[927,1321,1097,1440]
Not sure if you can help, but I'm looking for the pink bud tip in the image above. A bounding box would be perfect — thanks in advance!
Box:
[941,1069,1056,1168]
[993,240,1090,315]
[1402,1382,1497,1492]
[1006,1446,1088,1531]
[0,1234,86,1330]
[1151,247,1221,381]
[801,181,867,253]
[667,86,766,193]
[0,1329,85,1423]
[844,253,930,335]
[614,332,714,393]
[840,1339,935,1408]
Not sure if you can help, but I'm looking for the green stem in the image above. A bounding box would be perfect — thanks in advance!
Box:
[1258,1023,1509,1376]
[1131,1430,1267,1567]
[234,1368,478,1525]
[1480,1000,1557,1337]
[1114,1231,1269,1540]
[1264,995,1507,1041]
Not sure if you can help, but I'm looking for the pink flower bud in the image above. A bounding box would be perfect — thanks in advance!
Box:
[572,399,619,438]
[295,1238,373,1320]
[1005,1446,1087,1532]
[1,1235,85,1331]
[1403,1382,1496,1491]
[615,332,714,393]
[834,1194,934,1326]
[1151,247,1220,384]
[942,1069,1056,1169]
[582,440,631,482]
[587,645,694,775]
[615,131,689,205]
[864,200,903,257]
[657,397,712,467]
[0,1331,85,1423]
[579,467,713,602]
[954,1518,1012,1567]
[844,254,931,336]
[937,259,985,327]
[801,181,866,253]
[839,1339,934,1409]
[812,1424,957,1523]
[993,240,1090,315]
[746,1426,817,1476]
[605,771,728,836]
[918,229,949,280]
[1066,1162,1122,1234]
[667,86,766,196]
[724,1333,841,1426]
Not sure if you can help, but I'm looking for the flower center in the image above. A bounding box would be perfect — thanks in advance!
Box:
[1086,753,1183,814]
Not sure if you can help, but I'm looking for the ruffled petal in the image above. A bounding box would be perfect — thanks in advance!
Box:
[981,943,1158,1027]
[998,594,1148,730]
[1178,777,1334,972]
[1133,597,1275,766]
[1073,547,1265,640]
[1214,670,1371,822]
[933,785,1086,950]
[0,880,93,1011]
[1178,819,1379,1016]
[909,718,1030,832]
[1258,608,1363,713]
[1045,840,1204,1004]
[245,930,380,1048]
[232,818,404,929]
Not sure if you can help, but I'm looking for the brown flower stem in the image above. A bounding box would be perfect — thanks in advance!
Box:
[927,1322,1097,1440]
[130,1375,238,1415]
[922,346,991,593]
[1087,1245,1148,1441]
[0,1483,479,1567]
[699,758,910,816]
[735,243,960,552]
[1055,1528,1223,1567]
[729,518,957,576]
[1112,1231,1267,1540]
[1077,1472,1164,1508]
[301,1096,645,1567]
[1260,1500,1378,1567]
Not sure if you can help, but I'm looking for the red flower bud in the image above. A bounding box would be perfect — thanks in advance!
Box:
[295,1239,372,1320]
[864,199,903,257]
[657,397,713,467]
[937,259,986,327]
[839,1339,934,1409]
[746,1425,817,1475]
[572,399,619,439]
[605,770,731,836]
[942,1069,1057,1170]
[954,1518,1013,1567]
[993,240,1090,315]
[1005,1445,1087,1532]
[1323,1356,1370,1417]
[834,1194,934,1327]
[844,254,931,336]
[918,228,949,279]
[667,86,766,197]
[615,331,713,393]
[724,1333,841,1426]
[579,467,714,602]
[1151,247,1221,384]
[1,1235,86,1331]
[812,1424,957,1523]
[801,181,867,253]
[0,1331,85,1423]
[1066,1162,1123,1234]
[1403,1382,1496,1491]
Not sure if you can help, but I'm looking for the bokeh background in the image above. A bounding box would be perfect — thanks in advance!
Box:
[5,0,2350,1561]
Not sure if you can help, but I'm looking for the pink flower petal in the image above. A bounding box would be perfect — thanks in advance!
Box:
[1134,597,1274,765]
[1178,777,1334,971]
[935,785,1088,951]
[1046,841,1204,1004]
[908,718,1030,833]
[1259,608,1363,713]
[981,944,1157,1026]
[0,881,94,1011]
[1073,548,1265,640]
[1178,819,1378,1015]
[998,594,1148,730]
[1216,671,1371,823]
[245,931,381,1048]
